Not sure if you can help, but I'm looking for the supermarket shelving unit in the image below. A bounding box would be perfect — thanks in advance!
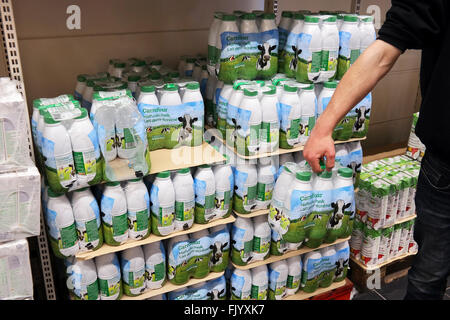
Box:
[0,0,56,300]
[1,0,368,300]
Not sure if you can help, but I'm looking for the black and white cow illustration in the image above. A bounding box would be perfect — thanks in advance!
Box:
[209,241,229,267]
[353,106,370,132]
[229,118,241,144]
[144,270,156,282]
[328,200,351,229]
[178,114,199,143]
[161,127,171,134]
[215,197,225,210]
[269,207,288,236]
[241,55,251,62]
[257,43,277,71]
[289,46,302,71]
[347,161,361,183]
[207,289,226,300]
[76,230,95,250]
[231,239,253,264]
[299,123,308,136]
[334,258,349,279]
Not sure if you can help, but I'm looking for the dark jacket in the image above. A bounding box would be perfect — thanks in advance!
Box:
[378,0,450,163]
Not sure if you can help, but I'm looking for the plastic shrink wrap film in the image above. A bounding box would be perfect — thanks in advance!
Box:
[0,78,33,166]
[0,239,34,300]
[0,166,41,242]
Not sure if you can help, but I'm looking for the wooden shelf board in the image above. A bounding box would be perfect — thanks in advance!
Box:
[76,215,236,260]
[121,271,225,300]
[233,209,269,218]
[283,279,348,300]
[351,251,417,271]
[383,214,417,229]
[232,237,351,270]
[205,125,366,160]
[149,142,226,174]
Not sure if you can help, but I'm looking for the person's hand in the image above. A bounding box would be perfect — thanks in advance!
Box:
[303,130,335,173]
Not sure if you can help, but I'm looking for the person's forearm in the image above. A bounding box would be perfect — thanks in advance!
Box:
[312,40,402,137]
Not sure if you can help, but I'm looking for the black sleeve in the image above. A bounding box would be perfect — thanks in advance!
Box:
[377,0,449,51]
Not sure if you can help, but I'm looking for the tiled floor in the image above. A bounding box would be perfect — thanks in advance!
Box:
[352,275,450,300]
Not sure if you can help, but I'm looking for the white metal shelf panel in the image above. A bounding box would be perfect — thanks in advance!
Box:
[0,0,56,300]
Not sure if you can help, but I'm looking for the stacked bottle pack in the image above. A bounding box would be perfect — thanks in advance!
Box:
[32,92,151,192]
[206,77,371,157]
[228,241,349,300]
[350,156,420,267]
[278,11,375,82]
[65,242,166,300]
[75,56,208,111]
[205,11,375,156]
[208,11,375,84]
[0,78,38,300]
[74,57,207,152]
[63,226,229,300]
[269,164,355,252]
[64,237,349,301]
